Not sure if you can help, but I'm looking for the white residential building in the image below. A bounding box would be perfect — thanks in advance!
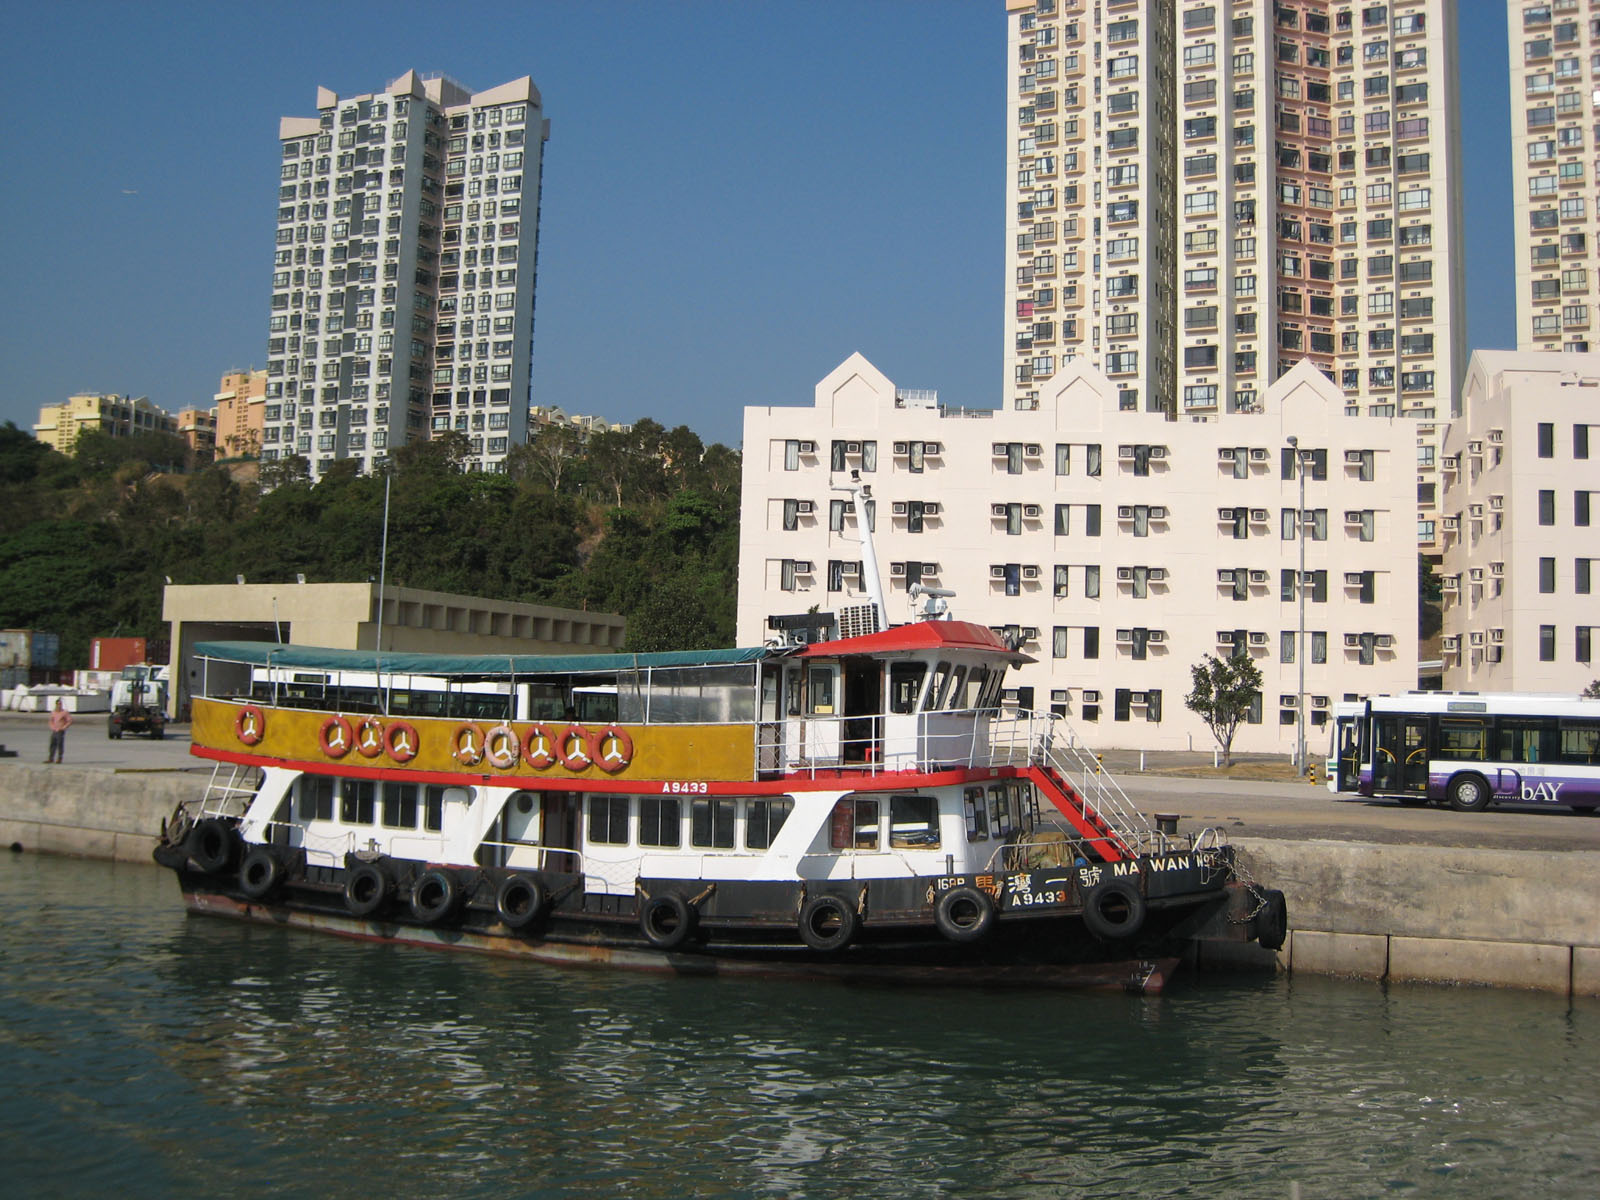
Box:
[1440,350,1600,690]
[738,353,1418,754]
[1509,0,1600,353]
[261,72,548,479]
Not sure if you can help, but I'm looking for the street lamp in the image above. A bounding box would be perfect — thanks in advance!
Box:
[1287,435,1308,775]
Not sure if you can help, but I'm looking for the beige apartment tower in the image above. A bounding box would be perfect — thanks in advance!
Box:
[1003,0,1466,427]
[1509,1,1600,352]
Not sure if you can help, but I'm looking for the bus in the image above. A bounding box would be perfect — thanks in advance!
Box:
[1326,693,1600,813]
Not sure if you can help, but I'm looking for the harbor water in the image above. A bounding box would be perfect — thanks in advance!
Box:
[3,853,1597,1199]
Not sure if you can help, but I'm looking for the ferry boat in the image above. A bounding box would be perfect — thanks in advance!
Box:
[154,490,1285,993]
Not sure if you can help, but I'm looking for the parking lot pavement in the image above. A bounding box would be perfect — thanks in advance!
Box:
[0,713,203,771]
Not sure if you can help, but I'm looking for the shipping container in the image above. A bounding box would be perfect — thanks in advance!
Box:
[0,630,59,670]
[91,637,148,672]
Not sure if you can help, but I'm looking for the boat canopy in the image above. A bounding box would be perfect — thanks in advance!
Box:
[192,640,772,680]
[798,621,1035,664]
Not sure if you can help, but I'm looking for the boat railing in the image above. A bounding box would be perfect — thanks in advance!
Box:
[474,840,584,875]
[195,762,262,821]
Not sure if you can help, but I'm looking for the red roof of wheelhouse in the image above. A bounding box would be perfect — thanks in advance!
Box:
[798,620,1034,662]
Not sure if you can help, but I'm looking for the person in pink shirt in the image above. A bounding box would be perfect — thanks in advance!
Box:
[47,698,72,763]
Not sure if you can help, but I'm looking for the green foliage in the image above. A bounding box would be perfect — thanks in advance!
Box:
[1418,553,1443,640]
[0,420,743,667]
[1584,680,1600,700]
[1185,652,1266,766]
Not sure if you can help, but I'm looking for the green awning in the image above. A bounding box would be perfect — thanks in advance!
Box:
[193,640,770,679]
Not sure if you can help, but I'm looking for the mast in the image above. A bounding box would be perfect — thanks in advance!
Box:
[834,472,889,632]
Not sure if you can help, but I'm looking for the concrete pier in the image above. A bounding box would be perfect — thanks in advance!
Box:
[3,750,1598,997]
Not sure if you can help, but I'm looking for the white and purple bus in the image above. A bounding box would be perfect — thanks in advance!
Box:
[1326,693,1600,813]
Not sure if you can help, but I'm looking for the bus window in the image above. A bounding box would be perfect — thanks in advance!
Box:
[889,662,927,714]
[1559,721,1600,765]
[1495,718,1559,764]
[1437,719,1486,760]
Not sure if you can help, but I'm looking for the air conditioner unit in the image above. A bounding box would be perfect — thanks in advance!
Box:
[1118,505,1135,519]
[1147,629,1166,643]
[1442,516,1459,530]
[1468,440,1483,454]
[1148,567,1167,582]
[1025,443,1042,456]
[923,502,941,515]
[1490,628,1505,643]
[795,500,814,514]
[1130,691,1148,705]
[990,565,1008,579]
[1250,448,1269,462]
[845,441,862,454]
[1022,565,1041,580]
[1218,506,1236,520]
[797,441,816,454]
[1375,635,1394,648]
[925,441,942,455]
[1345,450,1365,465]
[892,501,908,515]
[1083,689,1101,703]
[1150,506,1168,519]
[1345,634,1361,647]
[991,503,1009,517]
[993,443,1009,456]
[1217,568,1235,583]
[1023,504,1042,519]
[792,561,813,574]
[1345,572,1365,586]
[839,562,859,576]
[893,441,909,455]
[1248,631,1268,646]
[1469,631,1485,646]
[1118,445,1136,458]
[1469,504,1483,518]
[1442,634,1460,650]
[1115,629,1134,643]
[1249,509,1268,522]
[1117,567,1135,581]
[1489,495,1504,510]
[1345,510,1364,523]
[1149,446,1168,459]
[1022,627,1040,641]
[924,563,941,575]
[1441,575,1459,591]
[890,562,906,577]
[1217,631,1235,644]
[1312,696,1329,709]
[1302,571,1318,584]
[1488,429,1504,444]
[1442,454,1458,470]
[1279,694,1297,707]
[1490,561,1505,576]
[1248,569,1268,583]
[1486,646,1503,663]
[1219,448,1236,462]
[1469,567,1484,581]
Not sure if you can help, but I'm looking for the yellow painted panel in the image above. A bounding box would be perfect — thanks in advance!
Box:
[192,697,754,782]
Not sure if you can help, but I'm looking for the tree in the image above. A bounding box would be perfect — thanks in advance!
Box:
[1584,681,1600,700]
[1418,553,1443,640]
[1185,652,1265,767]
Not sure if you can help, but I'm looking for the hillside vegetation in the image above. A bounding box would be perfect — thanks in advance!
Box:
[0,420,742,666]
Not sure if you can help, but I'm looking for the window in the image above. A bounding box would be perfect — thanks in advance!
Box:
[588,795,629,845]
[829,796,879,850]
[889,795,939,849]
[691,797,736,848]
[1541,557,1557,593]
[1540,489,1556,525]
[745,797,791,850]
[1541,625,1557,662]
[1539,422,1555,458]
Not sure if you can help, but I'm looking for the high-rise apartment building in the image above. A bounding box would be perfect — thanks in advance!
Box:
[262,72,547,479]
[33,394,177,454]
[214,369,267,458]
[1510,1,1599,352]
[1003,0,1466,428]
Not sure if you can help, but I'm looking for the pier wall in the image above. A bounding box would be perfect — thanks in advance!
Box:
[3,763,1597,997]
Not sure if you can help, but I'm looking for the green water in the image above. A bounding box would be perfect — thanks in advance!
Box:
[2,853,1597,1198]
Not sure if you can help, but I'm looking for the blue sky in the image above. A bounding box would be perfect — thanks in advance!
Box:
[1,1,1514,450]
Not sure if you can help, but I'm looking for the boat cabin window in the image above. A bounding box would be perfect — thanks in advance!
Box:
[340,780,376,825]
[573,686,619,724]
[889,794,940,848]
[382,784,418,829]
[964,786,989,842]
[964,667,992,710]
[639,797,681,847]
[929,662,953,709]
[588,796,629,845]
[945,666,968,710]
[297,777,334,821]
[807,666,837,715]
[889,663,927,714]
[691,798,737,848]
[745,797,793,849]
[643,665,757,723]
[829,796,880,850]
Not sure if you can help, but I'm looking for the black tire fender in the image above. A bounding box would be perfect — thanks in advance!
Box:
[798,894,858,953]
[933,885,996,944]
[496,874,547,930]
[1082,877,1147,941]
[1255,887,1288,951]
[640,893,695,950]
[410,868,460,925]
[187,818,237,875]
[238,846,283,900]
[344,862,390,918]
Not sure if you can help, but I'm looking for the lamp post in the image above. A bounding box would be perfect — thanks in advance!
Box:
[1287,436,1307,775]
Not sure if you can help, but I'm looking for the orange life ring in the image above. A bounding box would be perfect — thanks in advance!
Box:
[556,724,594,771]
[452,722,486,766]
[385,721,419,763]
[522,723,557,770]
[355,716,386,759]
[592,724,634,774]
[319,715,354,758]
[234,705,266,746]
[485,723,520,770]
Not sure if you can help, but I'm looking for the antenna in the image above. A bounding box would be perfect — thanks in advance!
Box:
[832,470,888,632]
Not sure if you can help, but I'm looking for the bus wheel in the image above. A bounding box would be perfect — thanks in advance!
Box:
[1446,773,1492,813]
